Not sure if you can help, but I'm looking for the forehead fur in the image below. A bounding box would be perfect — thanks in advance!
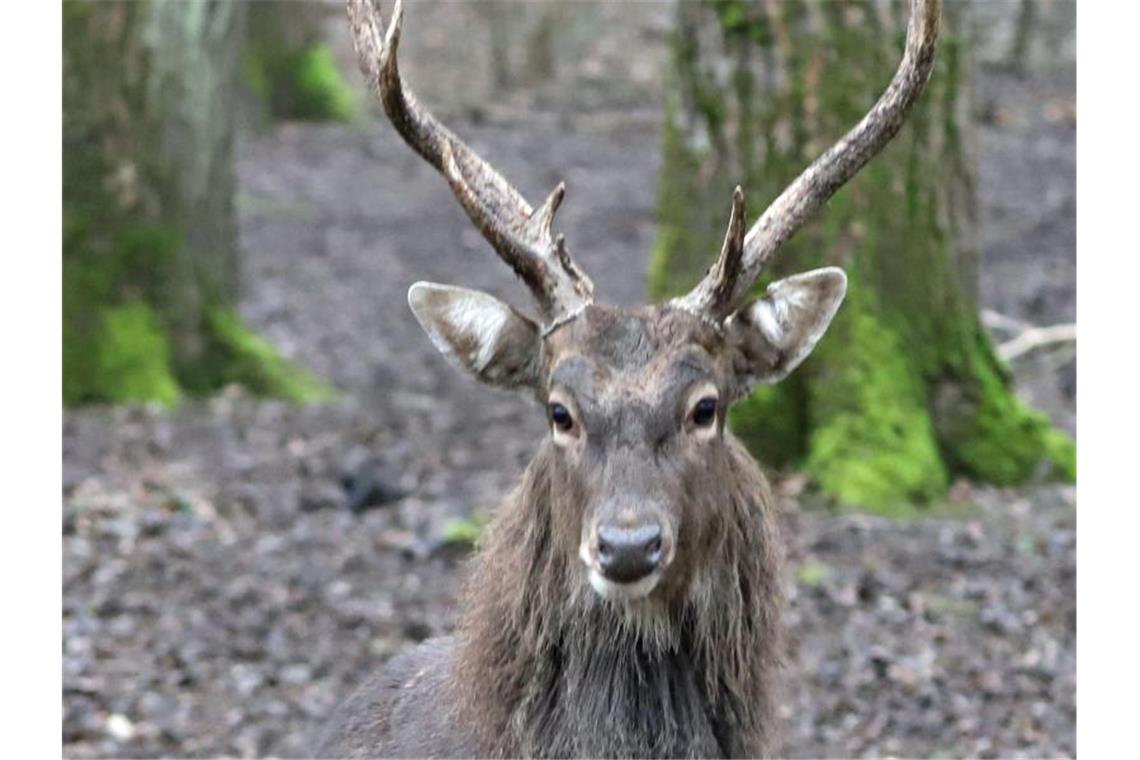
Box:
[544,304,724,390]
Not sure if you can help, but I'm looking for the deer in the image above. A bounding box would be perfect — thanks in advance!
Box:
[318,0,940,756]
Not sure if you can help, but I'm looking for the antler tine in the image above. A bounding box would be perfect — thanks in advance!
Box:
[675,0,941,319]
[346,0,593,321]
[700,186,747,322]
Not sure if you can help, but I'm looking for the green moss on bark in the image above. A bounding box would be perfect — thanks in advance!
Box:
[89,302,182,407]
[206,310,334,403]
[803,293,949,509]
[937,328,1076,485]
[245,42,357,123]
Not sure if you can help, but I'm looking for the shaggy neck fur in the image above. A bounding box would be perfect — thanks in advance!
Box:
[452,438,784,758]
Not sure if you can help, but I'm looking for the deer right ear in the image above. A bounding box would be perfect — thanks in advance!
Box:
[723,268,847,395]
[408,282,543,391]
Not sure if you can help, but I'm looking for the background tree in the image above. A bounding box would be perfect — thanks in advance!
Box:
[244,0,357,123]
[649,0,1073,510]
[63,0,328,405]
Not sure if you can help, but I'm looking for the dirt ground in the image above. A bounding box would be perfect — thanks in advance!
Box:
[63,3,1076,757]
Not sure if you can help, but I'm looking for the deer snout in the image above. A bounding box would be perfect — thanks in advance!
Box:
[596,524,665,584]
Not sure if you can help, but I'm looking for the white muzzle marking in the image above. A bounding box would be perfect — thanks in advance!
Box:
[587,568,661,601]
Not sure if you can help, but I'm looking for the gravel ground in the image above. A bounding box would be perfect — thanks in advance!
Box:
[63,3,1075,757]
[63,396,1075,757]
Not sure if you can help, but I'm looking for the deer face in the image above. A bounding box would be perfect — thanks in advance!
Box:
[408,269,845,602]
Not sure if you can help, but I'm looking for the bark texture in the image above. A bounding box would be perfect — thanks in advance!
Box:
[63,0,328,405]
[649,0,1073,510]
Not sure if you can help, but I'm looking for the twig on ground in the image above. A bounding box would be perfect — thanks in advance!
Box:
[997,322,1077,361]
[981,309,1076,361]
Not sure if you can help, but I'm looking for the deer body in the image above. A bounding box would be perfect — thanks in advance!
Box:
[320,1,940,756]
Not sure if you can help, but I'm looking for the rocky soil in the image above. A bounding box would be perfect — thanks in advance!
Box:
[63,2,1076,757]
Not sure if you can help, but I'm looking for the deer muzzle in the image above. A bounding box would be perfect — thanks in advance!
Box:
[580,503,675,601]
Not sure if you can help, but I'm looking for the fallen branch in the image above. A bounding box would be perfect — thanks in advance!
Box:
[981,309,1076,361]
[997,322,1077,362]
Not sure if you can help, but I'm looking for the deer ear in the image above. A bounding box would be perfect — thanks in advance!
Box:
[724,267,847,393]
[408,282,542,390]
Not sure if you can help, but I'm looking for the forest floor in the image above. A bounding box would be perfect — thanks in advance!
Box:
[63,5,1076,757]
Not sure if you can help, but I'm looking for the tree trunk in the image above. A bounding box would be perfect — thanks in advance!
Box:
[649,0,1073,510]
[63,0,327,405]
[1005,0,1037,75]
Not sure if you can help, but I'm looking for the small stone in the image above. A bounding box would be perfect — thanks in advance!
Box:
[105,713,135,742]
[403,620,433,642]
[280,663,312,685]
[299,482,341,513]
[978,670,1004,695]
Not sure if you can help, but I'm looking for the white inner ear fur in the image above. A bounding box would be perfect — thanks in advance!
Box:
[444,293,509,372]
[750,279,811,347]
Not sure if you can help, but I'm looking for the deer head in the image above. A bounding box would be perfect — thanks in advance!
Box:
[347,0,940,602]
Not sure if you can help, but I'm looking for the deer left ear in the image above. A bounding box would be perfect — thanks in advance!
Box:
[724,267,847,394]
[408,282,542,390]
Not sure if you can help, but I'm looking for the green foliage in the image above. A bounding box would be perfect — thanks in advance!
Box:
[206,310,334,403]
[292,45,357,122]
[246,42,357,123]
[89,302,181,407]
[441,511,489,548]
[795,559,833,587]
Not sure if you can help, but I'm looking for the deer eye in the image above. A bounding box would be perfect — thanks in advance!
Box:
[549,402,573,432]
[691,397,718,427]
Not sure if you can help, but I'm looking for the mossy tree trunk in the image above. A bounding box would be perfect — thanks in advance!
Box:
[63,0,328,406]
[649,0,1073,510]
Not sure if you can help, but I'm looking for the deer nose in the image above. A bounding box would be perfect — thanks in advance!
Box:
[596,524,665,584]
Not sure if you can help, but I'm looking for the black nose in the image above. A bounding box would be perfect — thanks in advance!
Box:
[596,524,665,584]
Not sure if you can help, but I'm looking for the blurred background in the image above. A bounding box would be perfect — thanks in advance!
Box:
[63,1,1075,756]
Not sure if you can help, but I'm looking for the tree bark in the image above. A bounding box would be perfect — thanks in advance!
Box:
[649,0,1073,509]
[63,0,327,405]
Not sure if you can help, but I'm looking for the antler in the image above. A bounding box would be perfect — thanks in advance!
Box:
[675,0,942,322]
[346,0,594,324]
